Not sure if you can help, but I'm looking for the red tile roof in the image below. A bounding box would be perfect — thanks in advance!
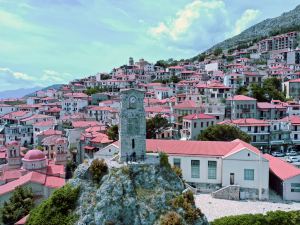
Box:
[219,118,270,126]
[264,154,300,181]
[174,100,198,109]
[15,215,29,225]
[72,121,101,128]
[0,172,46,195]
[288,78,300,83]
[280,115,300,125]
[226,95,256,101]
[183,113,216,120]
[45,176,65,188]
[113,139,259,157]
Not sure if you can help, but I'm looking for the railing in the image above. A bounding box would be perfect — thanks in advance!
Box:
[184,183,198,194]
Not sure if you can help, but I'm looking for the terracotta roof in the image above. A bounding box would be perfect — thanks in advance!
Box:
[72,120,101,128]
[46,163,65,177]
[264,154,300,181]
[257,102,286,110]
[90,133,113,144]
[33,120,55,127]
[174,100,198,109]
[23,150,46,161]
[219,118,270,127]
[226,95,256,101]
[15,215,29,225]
[0,172,46,195]
[288,78,300,83]
[64,93,88,98]
[37,129,62,136]
[183,113,216,120]
[280,115,300,125]
[113,139,259,157]
[45,176,65,188]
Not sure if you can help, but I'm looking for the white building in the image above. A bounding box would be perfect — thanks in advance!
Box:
[0,104,16,116]
[95,139,269,200]
[264,154,300,201]
[181,114,216,140]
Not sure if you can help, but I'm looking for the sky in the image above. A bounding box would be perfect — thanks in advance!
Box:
[0,0,299,91]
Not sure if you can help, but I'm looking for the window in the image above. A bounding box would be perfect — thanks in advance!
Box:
[208,161,217,179]
[244,169,254,180]
[132,139,135,149]
[194,122,197,128]
[291,183,300,192]
[294,134,298,140]
[191,160,200,178]
[173,158,181,168]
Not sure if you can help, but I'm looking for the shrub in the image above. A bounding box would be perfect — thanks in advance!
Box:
[27,184,80,225]
[160,211,183,225]
[159,152,171,169]
[89,159,108,183]
[172,166,182,178]
[211,210,300,225]
[171,190,202,225]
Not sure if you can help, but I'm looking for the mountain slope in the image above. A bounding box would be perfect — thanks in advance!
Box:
[207,5,300,52]
[0,87,42,99]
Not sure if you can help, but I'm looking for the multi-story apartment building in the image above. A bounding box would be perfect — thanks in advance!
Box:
[61,93,89,116]
[256,102,287,120]
[181,114,216,140]
[258,32,299,53]
[283,78,300,100]
[220,118,270,149]
[225,95,257,119]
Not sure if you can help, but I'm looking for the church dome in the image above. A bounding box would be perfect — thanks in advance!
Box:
[23,149,46,161]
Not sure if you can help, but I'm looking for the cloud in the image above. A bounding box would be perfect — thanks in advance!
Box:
[0,67,72,91]
[231,9,260,36]
[149,0,224,40]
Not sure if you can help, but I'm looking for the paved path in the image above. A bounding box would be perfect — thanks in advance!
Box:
[195,193,300,222]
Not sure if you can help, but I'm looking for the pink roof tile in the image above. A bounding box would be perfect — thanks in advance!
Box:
[15,215,29,225]
[72,120,101,128]
[45,176,65,188]
[226,95,256,101]
[0,172,46,195]
[219,118,270,126]
[264,154,300,180]
[113,139,259,157]
[174,100,198,109]
[183,113,216,120]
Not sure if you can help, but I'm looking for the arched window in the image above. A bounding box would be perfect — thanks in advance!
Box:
[132,139,135,149]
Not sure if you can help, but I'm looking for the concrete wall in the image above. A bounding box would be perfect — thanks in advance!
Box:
[222,148,269,199]
[283,175,300,201]
[168,155,222,185]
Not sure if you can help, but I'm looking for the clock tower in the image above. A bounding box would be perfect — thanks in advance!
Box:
[119,89,146,162]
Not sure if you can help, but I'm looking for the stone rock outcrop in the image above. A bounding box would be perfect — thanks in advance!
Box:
[69,163,209,225]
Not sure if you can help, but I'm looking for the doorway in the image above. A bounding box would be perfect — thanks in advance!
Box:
[230,173,235,185]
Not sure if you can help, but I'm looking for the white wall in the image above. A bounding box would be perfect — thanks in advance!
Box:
[222,148,269,199]
[168,155,222,184]
[283,175,300,201]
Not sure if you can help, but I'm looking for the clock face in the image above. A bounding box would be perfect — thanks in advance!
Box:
[130,96,137,104]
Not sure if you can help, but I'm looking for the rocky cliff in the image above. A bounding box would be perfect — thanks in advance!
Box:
[69,163,209,225]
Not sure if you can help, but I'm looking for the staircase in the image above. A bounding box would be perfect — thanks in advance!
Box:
[211,185,240,200]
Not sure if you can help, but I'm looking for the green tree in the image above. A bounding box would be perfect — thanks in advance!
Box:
[27,184,80,225]
[107,125,119,141]
[169,75,181,83]
[1,187,34,225]
[213,47,223,56]
[198,124,251,143]
[146,115,169,139]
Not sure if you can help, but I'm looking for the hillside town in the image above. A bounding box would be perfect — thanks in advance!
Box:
[1,30,300,224]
